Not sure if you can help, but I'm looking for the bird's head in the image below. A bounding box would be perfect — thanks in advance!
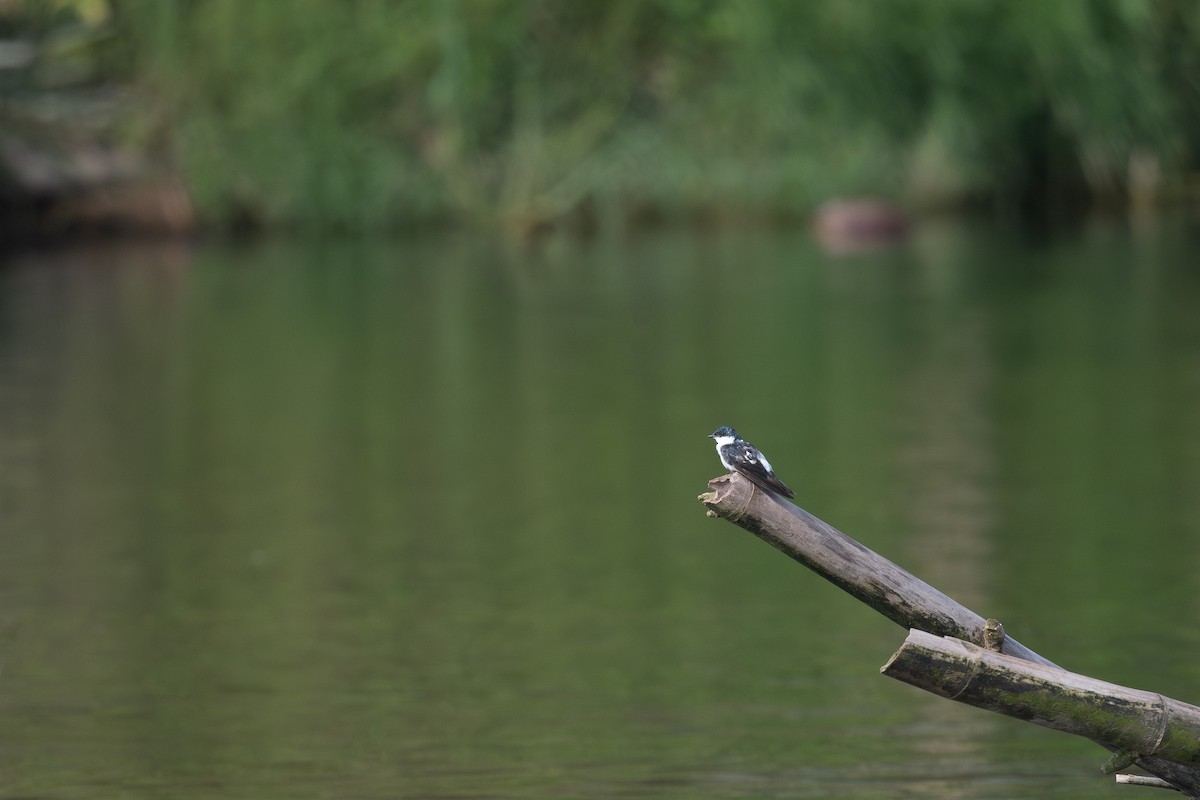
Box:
[709,426,737,440]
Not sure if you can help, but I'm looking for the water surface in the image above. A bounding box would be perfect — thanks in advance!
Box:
[2,220,1200,798]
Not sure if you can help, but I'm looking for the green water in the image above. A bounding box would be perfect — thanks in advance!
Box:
[2,221,1200,799]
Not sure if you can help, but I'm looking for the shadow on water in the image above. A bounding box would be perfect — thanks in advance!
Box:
[1,218,1200,798]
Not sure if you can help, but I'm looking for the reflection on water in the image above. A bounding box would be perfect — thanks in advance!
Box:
[2,221,1200,798]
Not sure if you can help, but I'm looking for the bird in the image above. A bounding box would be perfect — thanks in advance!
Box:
[709,425,795,499]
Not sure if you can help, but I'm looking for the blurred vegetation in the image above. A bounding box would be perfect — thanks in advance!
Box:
[4,0,1200,233]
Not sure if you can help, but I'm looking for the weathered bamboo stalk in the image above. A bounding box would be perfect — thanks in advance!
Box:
[882,630,1200,771]
[699,473,1049,663]
[699,472,1200,796]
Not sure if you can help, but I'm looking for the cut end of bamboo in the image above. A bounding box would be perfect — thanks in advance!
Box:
[700,473,753,521]
[704,473,735,496]
[698,475,731,505]
[881,629,979,699]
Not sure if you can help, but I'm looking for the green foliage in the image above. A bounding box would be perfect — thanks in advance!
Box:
[88,0,1200,229]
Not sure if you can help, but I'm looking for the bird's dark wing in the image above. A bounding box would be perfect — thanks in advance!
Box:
[728,441,795,499]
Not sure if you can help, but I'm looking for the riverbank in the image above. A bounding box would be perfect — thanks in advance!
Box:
[4,2,1200,242]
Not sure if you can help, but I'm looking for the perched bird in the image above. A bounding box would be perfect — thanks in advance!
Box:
[709,425,795,499]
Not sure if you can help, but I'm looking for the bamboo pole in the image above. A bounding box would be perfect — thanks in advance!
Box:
[882,630,1200,771]
[698,473,1049,663]
[699,472,1200,796]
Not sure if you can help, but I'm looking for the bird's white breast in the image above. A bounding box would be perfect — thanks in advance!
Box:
[713,436,735,470]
